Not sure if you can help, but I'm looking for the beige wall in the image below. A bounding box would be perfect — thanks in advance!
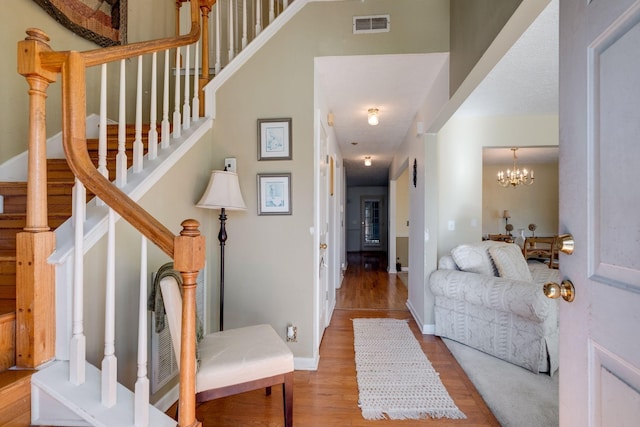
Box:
[211,0,449,360]
[483,161,559,238]
[436,114,558,259]
[396,237,409,269]
[449,0,522,95]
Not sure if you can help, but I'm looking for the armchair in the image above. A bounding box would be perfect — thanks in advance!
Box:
[429,241,560,374]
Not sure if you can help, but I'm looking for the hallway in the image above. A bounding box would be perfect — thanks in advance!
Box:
[171,252,499,426]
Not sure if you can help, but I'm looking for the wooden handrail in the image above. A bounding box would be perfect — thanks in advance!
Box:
[60,50,178,256]
[48,2,201,258]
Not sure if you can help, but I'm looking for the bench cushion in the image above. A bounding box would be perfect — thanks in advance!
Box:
[196,324,294,392]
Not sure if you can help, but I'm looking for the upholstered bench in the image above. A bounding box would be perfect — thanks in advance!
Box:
[160,277,294,426]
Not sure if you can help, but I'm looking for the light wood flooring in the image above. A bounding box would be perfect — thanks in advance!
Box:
[167,251,500,426]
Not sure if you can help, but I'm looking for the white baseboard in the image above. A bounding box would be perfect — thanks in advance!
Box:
[406,300,435,335]
[294,356,319,371]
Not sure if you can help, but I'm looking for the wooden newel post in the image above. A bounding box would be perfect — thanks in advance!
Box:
[15,28,58,368]
[18,28,57,232]
[174,219,205,427]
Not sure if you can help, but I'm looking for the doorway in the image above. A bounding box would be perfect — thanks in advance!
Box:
[361,196,382,249]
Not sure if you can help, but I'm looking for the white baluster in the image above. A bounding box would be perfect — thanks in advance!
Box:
[173,47,182,139]
[161,49,171,149]
[242,0,248,49]
[215,3,222,74]
[98,64,108,179]
[97,64,108,207]
[102,208,117,407]
[183,45,191,130]
[148,52,158,160]
[116,59,127,187]
[269,0,275,24]
[255,0,262,36]
[135,236,149,427]
[133,55,144,173]
[70,178,86,385]
[228,0,235,62]
[192,41,200,122]
[284,0,288,9]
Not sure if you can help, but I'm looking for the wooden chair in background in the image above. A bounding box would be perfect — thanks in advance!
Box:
[524,236,559,269]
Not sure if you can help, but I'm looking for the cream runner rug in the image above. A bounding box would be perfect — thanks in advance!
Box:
[352,318,466,420]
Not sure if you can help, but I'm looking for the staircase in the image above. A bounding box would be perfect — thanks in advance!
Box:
[0,124,148,426]
[3,0,301,424]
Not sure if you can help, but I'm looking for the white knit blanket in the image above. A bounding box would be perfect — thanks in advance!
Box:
[352,318,466,420]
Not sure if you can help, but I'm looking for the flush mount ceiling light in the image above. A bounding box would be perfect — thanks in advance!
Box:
[368,108,379,126]
[364,156,372,166]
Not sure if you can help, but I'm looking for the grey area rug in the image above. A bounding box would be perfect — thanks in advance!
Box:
[443,338,559,427]
[352,318,465,420]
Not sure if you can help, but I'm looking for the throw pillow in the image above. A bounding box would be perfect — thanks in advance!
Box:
[489,243,533,282]
[451,241,501,276]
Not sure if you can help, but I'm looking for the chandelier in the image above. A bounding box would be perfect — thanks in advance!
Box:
[497,148,534,187]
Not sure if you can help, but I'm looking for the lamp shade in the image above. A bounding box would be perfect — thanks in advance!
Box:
[196,170,247,210]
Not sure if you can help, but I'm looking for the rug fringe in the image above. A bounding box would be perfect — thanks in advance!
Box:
[362,409,467,421]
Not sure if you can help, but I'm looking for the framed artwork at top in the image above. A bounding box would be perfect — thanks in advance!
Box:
[258,118,292,160]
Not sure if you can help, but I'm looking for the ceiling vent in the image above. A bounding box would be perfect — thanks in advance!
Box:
[353,15,390,34]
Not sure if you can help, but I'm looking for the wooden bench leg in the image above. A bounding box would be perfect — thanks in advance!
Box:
[282,372,293,427]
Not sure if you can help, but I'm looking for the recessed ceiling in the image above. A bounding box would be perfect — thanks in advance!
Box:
[316,0,559,185]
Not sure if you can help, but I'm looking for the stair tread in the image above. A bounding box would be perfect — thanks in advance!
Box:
[0,300,14,317]
[32,361,175,427]
[0,370,31,390]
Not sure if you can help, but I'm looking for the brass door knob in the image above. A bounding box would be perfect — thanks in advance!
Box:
[543,280,575,302]
[320,243,327,249]
[555,234,575,255]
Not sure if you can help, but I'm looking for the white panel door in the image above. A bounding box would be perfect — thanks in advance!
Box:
[560,0,640,425]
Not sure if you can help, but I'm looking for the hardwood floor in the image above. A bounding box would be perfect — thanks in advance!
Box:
[168,252,499,426]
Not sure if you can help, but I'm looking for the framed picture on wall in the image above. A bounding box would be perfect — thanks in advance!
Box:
[258,118,292,160]
[257,173,292,215]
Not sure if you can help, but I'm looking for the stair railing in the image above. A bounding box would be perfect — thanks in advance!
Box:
[183,0,294,94]
[18,1,205,426]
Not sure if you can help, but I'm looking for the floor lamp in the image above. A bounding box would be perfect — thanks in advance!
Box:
[196,170,246,331]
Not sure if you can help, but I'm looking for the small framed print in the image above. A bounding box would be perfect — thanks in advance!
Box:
[258,118,292,160]
[257,173,292,215]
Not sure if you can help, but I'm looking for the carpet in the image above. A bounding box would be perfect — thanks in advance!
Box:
[443,338,559,427]
[352,318,466,420]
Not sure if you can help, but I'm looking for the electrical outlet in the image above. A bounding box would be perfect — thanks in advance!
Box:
[224,157,237,173]
[286,325,297,342]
